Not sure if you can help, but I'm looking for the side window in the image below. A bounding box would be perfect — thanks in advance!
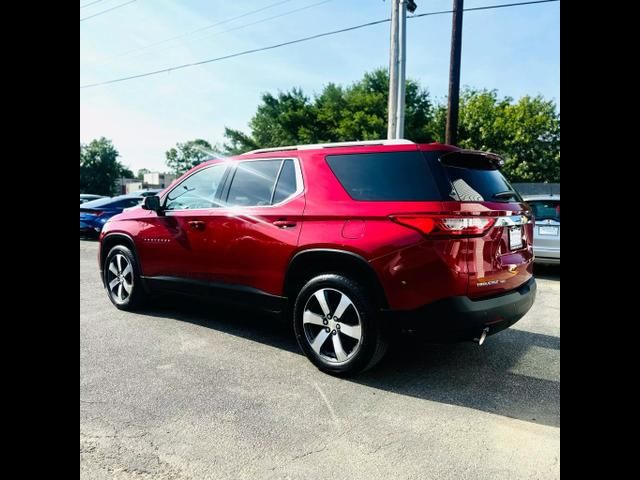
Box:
[226,160,282,207]
[273,160,297,204]
[164,163,227,210]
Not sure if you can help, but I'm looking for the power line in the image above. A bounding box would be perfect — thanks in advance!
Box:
[80,0,136,22]
[114,0,333,64]
[81,0,559,89]
[112,0,333,64]
[80,0,106,9]
[121,0,334,63]
[114,0,295,59]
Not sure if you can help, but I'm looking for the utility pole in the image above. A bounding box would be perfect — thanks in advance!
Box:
[445,0,464,145]
[387,0,416,139]
[387,0,400,139]
[395,0,407,139]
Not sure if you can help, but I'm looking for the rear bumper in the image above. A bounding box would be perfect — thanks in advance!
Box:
[533,245,559,264]
[535,256,560,265]
[385,277,537,341]
[80,221,101,234]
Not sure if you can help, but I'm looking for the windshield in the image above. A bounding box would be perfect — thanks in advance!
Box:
[527,200,560,222]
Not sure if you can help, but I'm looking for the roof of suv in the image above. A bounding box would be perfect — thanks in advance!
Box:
[232,139,457,160]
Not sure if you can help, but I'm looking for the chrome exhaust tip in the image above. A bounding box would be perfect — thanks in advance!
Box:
[477,327,489,345]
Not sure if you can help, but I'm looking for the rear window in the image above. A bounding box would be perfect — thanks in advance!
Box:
[439,151,522,202]
[326,152,443,201]
[326,150,522,203]
[527,200,560,222]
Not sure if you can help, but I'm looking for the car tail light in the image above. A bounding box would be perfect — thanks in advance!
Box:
[389,215,495,237]
[93,211,104,217]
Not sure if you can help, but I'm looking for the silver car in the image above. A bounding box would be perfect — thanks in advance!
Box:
[524,194,560,264]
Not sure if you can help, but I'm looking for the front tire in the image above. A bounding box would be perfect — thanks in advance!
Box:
[293,274,388,376]
[103,245,145,310]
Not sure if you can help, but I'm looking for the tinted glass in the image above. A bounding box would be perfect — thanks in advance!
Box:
[273,160,297,204]
[113,198,143,209]
[226,160,282,206]
[528,200,560,222]
[441,165,521,202]
[326,152,443,201]
[165,163,227,210]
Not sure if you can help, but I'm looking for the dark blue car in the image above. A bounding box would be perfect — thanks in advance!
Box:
[80,190,161,236]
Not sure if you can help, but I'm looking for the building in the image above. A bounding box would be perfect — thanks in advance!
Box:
[118,178,143,195]
[116,172,177,195]
[143,172,176,189]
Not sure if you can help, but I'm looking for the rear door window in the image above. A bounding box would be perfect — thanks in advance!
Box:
[272,159,297,204]
[226,160,282,206]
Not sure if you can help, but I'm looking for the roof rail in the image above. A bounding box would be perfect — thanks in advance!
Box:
[246,139,415,154]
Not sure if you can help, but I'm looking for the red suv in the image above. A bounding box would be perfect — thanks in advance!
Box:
[99,140,536,375]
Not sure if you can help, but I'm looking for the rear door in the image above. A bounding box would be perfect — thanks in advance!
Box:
[436,151,534,298]
[212,158,305,295]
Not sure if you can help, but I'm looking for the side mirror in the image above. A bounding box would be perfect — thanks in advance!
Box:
[142,195,162,214]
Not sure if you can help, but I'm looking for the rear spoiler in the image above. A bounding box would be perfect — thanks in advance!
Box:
[439,150,505,170]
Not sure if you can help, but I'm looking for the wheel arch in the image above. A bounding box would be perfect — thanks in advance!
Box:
[283,248,389,309]
[99,233,139,286]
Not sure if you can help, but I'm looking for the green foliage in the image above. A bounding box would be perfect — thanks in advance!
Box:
[432,88,560,182]
[80,137,131,196]
[222,70,559,182]
[223,69,436,153]
[136,168,151,180]
[165,139,213,176]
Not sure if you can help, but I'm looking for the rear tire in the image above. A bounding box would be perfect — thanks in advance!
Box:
[103,245,145,310]
[293,274,388,376]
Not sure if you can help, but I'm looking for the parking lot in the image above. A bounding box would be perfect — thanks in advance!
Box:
[80,240,559,479]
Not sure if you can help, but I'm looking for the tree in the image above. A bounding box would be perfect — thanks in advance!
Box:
[165,139,213,176]
[80,137,131,195]
[221,70,559,182]
[223,69,436,153]
[432,88,560,182]
[136,168,151,180]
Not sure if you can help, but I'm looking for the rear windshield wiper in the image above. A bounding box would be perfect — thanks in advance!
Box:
[492,191,518,200]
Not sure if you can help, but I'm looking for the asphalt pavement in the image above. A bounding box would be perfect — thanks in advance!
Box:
[80,240,560,480]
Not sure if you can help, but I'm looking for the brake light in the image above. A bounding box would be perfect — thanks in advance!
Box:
[390,215,495,237]
[93,210,104,217]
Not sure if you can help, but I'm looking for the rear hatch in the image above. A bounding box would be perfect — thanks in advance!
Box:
[435,150,534,298]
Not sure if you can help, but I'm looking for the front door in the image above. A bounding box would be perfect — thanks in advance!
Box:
[135,161,230,280]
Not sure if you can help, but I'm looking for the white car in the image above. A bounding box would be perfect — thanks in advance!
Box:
[524,194,560,265]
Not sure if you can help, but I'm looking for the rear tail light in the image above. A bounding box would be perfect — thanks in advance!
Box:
[93,210,104,217]
[390,215,495,237]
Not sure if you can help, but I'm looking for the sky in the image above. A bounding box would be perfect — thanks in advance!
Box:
[80,0,560,173]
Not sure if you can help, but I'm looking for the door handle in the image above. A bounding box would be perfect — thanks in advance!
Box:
[187,220,206,231]
[273,219,297,229]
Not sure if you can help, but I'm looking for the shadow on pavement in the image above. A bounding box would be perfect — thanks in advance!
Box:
[138,294,560,428]
[534,264,560,281]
